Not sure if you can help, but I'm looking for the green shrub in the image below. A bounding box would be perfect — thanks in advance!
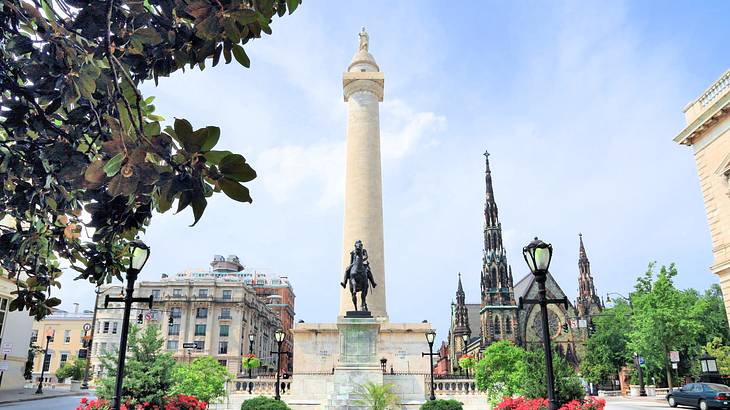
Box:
[240,396,291,410]
[420,399,464,410]
[55,359,85,381]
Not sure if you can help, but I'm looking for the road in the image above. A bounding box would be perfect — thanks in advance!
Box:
[606,398,675,410]
[0,396,84,410]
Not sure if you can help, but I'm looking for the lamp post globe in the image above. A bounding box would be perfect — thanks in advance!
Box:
[460,333,470,378]
[128,239,151,273]
[522,237,553,277]
[249,333,255,343]
[425,329,436,345]
[275,328,285,343]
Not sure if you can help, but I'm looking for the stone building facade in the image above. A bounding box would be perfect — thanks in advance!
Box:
[132,255,284,377]
[674,68,730,323]
[446,153,602,372]
[31,307,93,384]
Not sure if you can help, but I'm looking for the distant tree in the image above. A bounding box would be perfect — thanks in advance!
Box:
[694,284,730,346]
[97,324,176,406]
[170,356,230,405]
[522,348,584,406]
[56,357,86,381]
[474,340,526,404]
[582,299,632,386]
[0,0,301,319]
[705,337,730,375]
[629,263,702,388]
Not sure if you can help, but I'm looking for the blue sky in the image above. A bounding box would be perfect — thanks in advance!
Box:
[58,1,730,344]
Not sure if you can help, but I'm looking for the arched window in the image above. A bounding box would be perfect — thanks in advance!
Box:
[494,317,501,335]
[491,268,498,287]
[505,317,512,334]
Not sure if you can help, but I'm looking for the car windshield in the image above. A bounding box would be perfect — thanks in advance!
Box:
[705,384,730,392]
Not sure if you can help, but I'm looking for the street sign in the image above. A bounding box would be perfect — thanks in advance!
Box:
[0,361,8,371]
[578,319,587,329]
[639,357,646,365]
[672,362,678,369]
[670,351,680,363]
[78,349,88,359]
[1,343,12,354]
[182,342,197,349]
[83,323,92,332]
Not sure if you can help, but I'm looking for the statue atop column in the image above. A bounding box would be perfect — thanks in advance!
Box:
[341,240,377,312]
[358,27,369,51]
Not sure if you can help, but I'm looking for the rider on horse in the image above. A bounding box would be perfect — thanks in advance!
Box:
[340,240,377,311]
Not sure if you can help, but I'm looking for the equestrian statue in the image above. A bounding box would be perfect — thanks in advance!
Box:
[340,240,377,312]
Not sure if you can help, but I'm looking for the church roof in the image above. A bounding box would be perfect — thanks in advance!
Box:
[513,273,533,299]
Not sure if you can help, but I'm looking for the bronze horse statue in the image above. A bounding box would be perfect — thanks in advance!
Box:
[341,240,377,312]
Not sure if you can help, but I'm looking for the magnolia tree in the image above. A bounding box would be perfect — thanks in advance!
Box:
[0,0,300,319]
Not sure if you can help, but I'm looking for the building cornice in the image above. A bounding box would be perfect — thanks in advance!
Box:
[675,72,730,146]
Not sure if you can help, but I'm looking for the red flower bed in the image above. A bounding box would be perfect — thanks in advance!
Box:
[496,396,606,410]
[76,395,206,410]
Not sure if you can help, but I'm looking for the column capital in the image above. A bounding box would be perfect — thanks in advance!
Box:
[343,72,384,102]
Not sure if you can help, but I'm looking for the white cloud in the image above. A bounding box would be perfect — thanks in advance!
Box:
[381,99,446,161]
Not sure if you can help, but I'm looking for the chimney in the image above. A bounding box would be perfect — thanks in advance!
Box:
[73,303,79,314]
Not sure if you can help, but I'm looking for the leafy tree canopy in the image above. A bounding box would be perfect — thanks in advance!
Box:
[521,348,584,406]
[474,340,526,404]
[0,0,300,318]
[170,356,230,405]
[581,299,631,385]
[96,324,176,406]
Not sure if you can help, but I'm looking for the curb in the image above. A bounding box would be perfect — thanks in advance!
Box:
[0,391,88,406]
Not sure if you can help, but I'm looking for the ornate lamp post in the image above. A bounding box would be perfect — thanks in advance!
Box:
[248,333,255,378]
[35,328,55,394]
[700,352,720,383]
[107,240,151,410]
[422,329,438,401]
[518,237,567,410]
[461,333,470,378]
[271,329,289,400]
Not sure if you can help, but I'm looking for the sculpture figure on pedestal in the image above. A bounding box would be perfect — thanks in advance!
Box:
[341,240,377,312]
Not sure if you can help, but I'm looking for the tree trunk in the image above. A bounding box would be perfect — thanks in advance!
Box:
[666,349,673,389]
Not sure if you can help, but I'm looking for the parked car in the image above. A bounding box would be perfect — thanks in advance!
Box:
[668,383,730,410]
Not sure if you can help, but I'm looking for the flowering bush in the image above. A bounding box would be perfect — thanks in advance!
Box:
[76,398,112,410]
[164,394,207,410]
[242,354,261,369]
[458,354,476,370]
[495,397,605,410]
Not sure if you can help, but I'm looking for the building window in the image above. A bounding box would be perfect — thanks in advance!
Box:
[220,308,231,319]
[168,324,180,336]
[494,317,501,335]
[219,325,229,337]
[173,289,182,297]
[42,353,52,372]
[222,290,232,300]
[196,308,208,319]
[166,340,178,350]
[198,289,208,298]
[100,342,107,354]
[60,353,69,367]
[170,307,181,318]
[103,322,110,334]
[195,324,206,336]
[505,317,512,334]
[31,329,38,343]
[218,360,227,368]
[112,322,118,335]
[194,341,205,350]
[64,330,71,343]
[151,289,160,300]
[218,341,228,354]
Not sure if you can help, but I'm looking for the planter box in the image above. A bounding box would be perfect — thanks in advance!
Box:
[70,380,81,392]
[630,385,640,397]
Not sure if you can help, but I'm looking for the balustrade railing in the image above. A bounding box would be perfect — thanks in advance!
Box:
[699,70,730,107]
[430,378,479,395]
[229,378,292,396]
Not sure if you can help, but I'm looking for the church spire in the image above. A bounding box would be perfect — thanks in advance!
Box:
[454,273,470,338]
[483,150,502,252]
[576,233,601,317]
[484,150,494,201]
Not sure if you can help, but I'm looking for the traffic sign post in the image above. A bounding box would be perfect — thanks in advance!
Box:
[182,343,198,349]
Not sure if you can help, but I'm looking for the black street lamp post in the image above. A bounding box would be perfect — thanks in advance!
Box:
[35,328,55,394]
[105,240,151,410]
[248,333,255,378]
[633,352,647,396]
[422,329,438,401]
[518,237,567,410]
[271,329,290,400]
[461,333,470,379]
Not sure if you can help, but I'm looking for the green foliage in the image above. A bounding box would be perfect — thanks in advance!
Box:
[353,382,400,410]
[581,299,632,384]
[522,348,584,406]
[240,396,291,410]
[242,354,261,369]
[420,399,464,410]
[474,341,526,404]
[96,325,176,407]
[170,356,230,405]
[56,357,86,381]
[0,0,301,318]
[705,337,730,375]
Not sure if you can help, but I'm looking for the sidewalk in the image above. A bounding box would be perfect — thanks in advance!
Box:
[0,386,90,405]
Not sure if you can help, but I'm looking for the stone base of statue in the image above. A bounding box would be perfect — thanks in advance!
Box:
[286,318,432,410]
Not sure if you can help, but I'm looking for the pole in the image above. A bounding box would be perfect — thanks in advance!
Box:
[634,352,646,397]
[35,335,51,394]
[112,271,138,410]
[82,289,100,389]
[275,340,282,400]
[248,339,254,379]
[0,353,7,387]
[536,278,558,410]
[428,342,436,400]
[462,346,469,379]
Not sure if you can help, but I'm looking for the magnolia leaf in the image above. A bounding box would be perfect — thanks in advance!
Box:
[219,154,256,182]
[190,193,207,226]
[133,27,162,45]
[219,178,252,203]
[200,126,220,152]
[287,0,299,14]
[232,44,250,68]
[103,153,126,177]
[204,150,233,165]
[84,160,106,188]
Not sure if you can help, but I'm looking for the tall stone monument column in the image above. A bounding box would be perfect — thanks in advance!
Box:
[339,28,387,319]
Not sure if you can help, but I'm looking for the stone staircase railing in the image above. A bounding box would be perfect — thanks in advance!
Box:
[228,377,293,396]
[431,378,479,395]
